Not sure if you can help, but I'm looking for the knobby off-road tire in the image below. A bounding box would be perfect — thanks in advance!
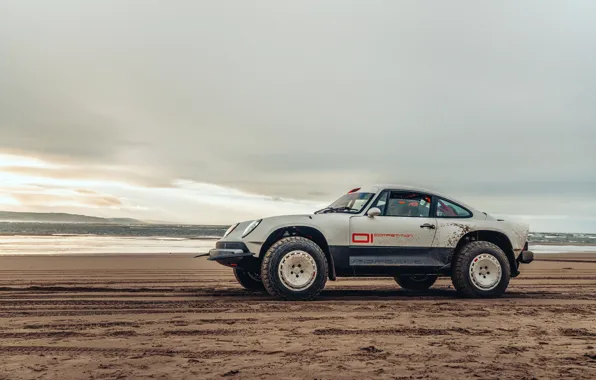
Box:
[394,275,438,291]
[260,236,328,301]
[233,269,265,291]
[451,241,511,298]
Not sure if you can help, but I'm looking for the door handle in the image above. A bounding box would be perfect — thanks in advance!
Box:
[420,223,436,229]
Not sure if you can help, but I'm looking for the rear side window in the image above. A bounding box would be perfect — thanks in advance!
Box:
[436,198,472,218]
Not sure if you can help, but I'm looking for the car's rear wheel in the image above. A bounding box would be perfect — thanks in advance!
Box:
[233,268,265,291]
[451,241,511,298]
[260,236,328,301]
[394,274,437,291]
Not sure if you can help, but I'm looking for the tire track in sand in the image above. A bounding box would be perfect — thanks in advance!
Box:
[0,345,279,358]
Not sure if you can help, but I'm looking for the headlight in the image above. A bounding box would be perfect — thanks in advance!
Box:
[242,219,261,237]
[223,223,239,238]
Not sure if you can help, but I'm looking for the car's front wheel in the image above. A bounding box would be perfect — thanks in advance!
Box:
[451,241,511,298]
[395,274,438,291]
[233,268,265,291]
[260,236,328,301]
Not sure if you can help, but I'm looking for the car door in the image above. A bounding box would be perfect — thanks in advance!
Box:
[348,190,439,267]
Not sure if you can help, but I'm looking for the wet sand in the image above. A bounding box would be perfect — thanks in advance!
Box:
[0,254,594,379]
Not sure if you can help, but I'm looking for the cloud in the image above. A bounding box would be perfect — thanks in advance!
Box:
[0,165,167,188]
[10,192,123,208]
[0,1,595,231]
[0,153,325,224]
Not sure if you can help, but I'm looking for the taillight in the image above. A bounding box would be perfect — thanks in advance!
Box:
[348,187,361,194]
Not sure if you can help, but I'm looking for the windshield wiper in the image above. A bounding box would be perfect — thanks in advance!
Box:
[315,206,357,214]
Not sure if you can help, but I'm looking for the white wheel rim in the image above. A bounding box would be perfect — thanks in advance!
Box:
[469,253,502,291]
[278,250,317,290]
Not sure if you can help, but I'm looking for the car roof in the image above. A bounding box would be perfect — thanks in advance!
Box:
[359,184,443,195]
[374,183,440,194]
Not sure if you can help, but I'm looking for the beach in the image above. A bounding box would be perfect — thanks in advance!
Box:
[0,253,594,379]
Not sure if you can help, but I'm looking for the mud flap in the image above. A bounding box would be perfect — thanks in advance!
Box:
[517,250,534,264]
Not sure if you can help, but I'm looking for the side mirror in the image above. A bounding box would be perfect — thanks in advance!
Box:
[367,207,381,218]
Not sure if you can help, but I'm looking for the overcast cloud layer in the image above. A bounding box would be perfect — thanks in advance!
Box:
[1,1,595,231]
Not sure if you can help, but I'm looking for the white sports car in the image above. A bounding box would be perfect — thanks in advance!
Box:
[206,185,534,300]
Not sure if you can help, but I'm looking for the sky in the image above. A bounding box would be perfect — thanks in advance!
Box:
[0,1,595,232]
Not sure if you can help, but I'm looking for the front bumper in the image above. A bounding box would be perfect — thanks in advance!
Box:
[207,241,259,270]
[208,248,253,261]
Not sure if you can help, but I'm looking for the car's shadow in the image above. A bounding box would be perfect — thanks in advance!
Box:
[200,287,559,301]
[313,288,556,300]
[317,287,457,300]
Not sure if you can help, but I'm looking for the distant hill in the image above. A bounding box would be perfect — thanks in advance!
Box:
[106,218,145,224]
[0,211,145,224]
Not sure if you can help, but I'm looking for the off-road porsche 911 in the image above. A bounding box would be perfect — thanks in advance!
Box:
[204,185,534,300]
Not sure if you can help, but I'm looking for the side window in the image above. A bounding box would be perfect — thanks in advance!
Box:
[384,191,431,218]
[436,198,472,218]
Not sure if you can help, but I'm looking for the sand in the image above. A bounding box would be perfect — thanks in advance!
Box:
[0,254,594,379]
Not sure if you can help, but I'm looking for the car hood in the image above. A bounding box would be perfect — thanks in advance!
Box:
[259,212,353,224]
[225,213,351,240]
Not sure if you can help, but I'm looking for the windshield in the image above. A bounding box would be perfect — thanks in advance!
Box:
[318,192,374,214]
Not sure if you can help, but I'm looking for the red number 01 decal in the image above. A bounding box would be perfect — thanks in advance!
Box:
[352,233,374,244]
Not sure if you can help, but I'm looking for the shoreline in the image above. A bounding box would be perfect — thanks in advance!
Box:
[529,241,596,246]
[0,251,595,258]
[0,251,594,257]
[0,252,593,261]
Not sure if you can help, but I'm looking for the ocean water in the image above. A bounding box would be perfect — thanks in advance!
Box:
[0,222,227,239]
[0,222,225,256]
[530,245,596,254]
[0,235,216,256]
[528,232,596,245]
[0,222,595,255]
